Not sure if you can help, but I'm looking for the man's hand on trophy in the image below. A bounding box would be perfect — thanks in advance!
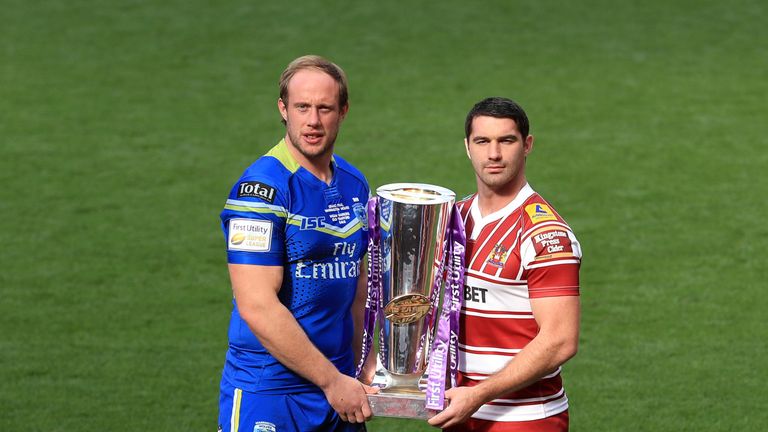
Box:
[322,373,377,423]
[427,386,484,428]
[358,351,378,386]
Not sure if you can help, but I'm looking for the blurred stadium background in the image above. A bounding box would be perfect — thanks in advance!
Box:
[1,0,766,430]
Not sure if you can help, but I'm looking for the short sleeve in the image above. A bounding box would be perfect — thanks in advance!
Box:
[520,223,582,298]
[220,176,287,266]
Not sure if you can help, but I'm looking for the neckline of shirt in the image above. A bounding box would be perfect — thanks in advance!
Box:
[274,138,338,189]
[469,183,535,239]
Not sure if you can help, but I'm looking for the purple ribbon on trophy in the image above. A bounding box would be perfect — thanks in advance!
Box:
[424,206,466,411]
[413,241,446,372]
[356,196,383,379]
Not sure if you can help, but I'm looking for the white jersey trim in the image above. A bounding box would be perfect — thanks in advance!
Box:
[465,274,533,312]
[495,388,565,405]
[462,366,563,381]
[473,391,569,422]
[469,183,535,237]
[463,309,534,319]
[459,351,514,375]
[459,343,521,354]
[466,269,526,285]
[521,220,572,240]
[526,259,581,269]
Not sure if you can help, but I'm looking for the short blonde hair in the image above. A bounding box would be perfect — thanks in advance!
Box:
[279,55,349,108]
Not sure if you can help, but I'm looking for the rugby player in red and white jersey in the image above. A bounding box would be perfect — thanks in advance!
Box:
[429,97,582,432]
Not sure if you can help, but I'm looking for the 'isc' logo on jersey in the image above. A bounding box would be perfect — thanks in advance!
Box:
[300,216,326,230]
[525,203,557,224]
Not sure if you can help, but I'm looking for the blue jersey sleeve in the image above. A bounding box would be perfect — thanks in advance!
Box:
[220,174,288,266]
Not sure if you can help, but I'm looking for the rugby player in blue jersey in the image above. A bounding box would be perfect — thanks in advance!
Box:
[218,55,377,432]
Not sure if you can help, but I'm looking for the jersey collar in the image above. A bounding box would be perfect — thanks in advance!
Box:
[267,139,338,188]
[469,183,535,239]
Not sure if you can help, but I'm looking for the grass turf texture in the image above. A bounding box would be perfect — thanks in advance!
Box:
[2,0,766,430]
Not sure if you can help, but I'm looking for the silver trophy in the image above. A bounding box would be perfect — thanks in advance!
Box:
[368,183,455,418]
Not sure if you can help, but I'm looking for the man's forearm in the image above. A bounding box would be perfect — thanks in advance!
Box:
[473,330,576,403]
[242,301,340,389]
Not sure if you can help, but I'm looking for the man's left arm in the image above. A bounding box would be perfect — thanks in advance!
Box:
[428,295,580,428]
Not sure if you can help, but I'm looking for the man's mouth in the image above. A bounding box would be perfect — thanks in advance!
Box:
[303,132,324,144]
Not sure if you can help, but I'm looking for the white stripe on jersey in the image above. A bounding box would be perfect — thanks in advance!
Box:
[462,309,533,319]
[466,269,525,285]
[460,345,563,377]
[469,217,516,268]
[495,388,566,405]
[463,367,563,381]
[459,350,515,375]
[473,391,569,422]
[459,343,521,354]
[526,259,581,269]
[465,274,533,312]
[520,220,572,241]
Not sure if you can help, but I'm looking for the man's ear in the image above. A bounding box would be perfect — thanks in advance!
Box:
[278,98,288,122]
[465,138,471,160]
[524,134,534,156]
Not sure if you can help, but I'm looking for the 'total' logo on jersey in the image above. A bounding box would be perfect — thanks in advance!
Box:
[237,181,276,203]
[525,203,557,224]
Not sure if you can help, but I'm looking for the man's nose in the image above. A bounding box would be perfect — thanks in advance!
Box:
[307,108,321,126]
[488,141,502,160]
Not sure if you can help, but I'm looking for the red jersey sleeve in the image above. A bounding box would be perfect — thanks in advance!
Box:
[519,197,582,298]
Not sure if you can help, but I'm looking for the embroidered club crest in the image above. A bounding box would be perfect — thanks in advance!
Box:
[353,202,367,231]
[486,243,509,268]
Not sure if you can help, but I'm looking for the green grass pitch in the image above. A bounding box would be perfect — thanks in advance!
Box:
[1,0,766,430]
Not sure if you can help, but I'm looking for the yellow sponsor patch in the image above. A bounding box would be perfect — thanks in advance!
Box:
[525,203,557,224]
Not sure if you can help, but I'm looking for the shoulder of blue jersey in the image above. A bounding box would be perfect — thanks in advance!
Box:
[231,156,292,204]
[333,154,369,191]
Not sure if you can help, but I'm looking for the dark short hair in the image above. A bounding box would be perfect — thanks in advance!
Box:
[465,97,530,139]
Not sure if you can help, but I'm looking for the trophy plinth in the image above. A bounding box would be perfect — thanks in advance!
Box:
[367,366,436,419]
[368,393,433,419]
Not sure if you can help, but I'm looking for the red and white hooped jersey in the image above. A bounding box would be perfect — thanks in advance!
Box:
[456,183,581,423]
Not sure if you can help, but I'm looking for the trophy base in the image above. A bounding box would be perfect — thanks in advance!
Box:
[367,361,440,419]
[368,392,435,419]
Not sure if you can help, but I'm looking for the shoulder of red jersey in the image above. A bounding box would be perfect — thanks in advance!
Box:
[520,194,567,226]
[456,194,475,218]
[519,194,576,239]
[518,193,581,271]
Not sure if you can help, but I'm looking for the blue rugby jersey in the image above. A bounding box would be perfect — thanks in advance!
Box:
[220,139,369,394]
